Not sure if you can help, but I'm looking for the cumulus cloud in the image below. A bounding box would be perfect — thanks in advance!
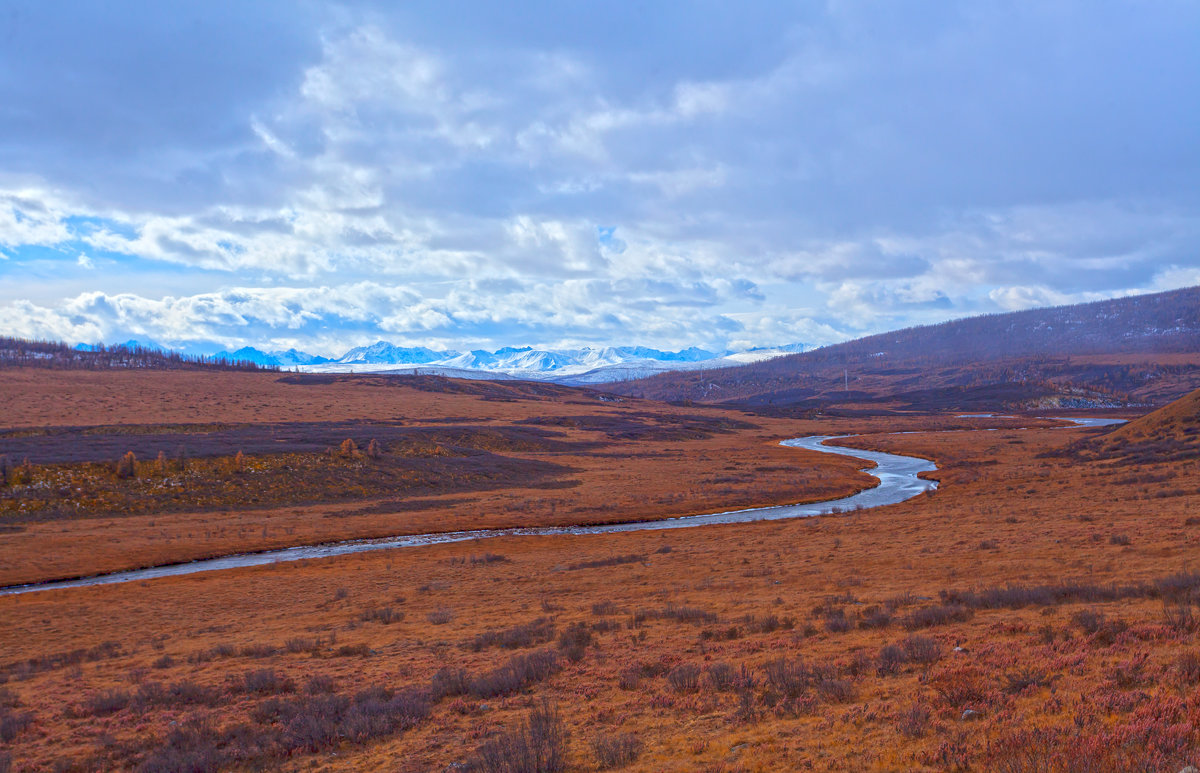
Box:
[0,2,1198,353]
[0,275,770,355]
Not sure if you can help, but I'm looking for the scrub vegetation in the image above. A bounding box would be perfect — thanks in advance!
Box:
[1,371,1198,770]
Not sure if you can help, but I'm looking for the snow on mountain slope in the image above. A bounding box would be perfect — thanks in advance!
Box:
[337,342,451,364]
[723,344,809,364]
[105,339,807,383]
[272,349,331,366]
[550,356,746,385]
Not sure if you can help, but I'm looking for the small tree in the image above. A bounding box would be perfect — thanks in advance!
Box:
[366,439,381,459]
[116,451,137,480]
[156,450,168,476]
[15,458,33,485]
[233,450,246,474]
[339,438,358,458]
[0,455,8,487]
[175,445,188,473]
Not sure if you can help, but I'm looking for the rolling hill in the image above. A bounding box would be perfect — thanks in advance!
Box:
[1079,386,1200,463]
[607,285,1200,412]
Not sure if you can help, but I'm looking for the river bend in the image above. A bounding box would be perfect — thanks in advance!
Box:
[0,417,1121,596]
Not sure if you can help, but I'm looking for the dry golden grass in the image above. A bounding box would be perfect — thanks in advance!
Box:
[2,371,1198,771]
[0,370,1010,587]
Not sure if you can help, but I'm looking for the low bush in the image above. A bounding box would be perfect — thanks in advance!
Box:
[823,610,852,633]
[928,665,992,709]
[472,701,567,773]
[85,689,131,716]
[360,606,404,625]
[591,601,620,616]
[239,643,279,659]
[666,663,701,693]
[902,635,944,665]
[742,613,788,634]
[877,644,906,676]
[334,643,372,658]
[469,650,561,699]
[134,680,219,709]
[305,674,336,694]
[557,622,594,663]
[1071,610,1128,645]
[816,678,856,703]
[469,618,555,651]
[661,603,717,624]
[763,658,813,700]
[707,662,736,691]
[238,668,294,695]
[901,603,973,630]
[0,706,33,742]
[566,554,644,571]
[286,637,319,654]
[1004,668,1052,694]
[858,606,892,629]
[897,702,931,738]
[431,667,471,699]
[593,732,642,770]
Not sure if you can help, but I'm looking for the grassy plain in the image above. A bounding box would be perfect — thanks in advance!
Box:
[2,370,1198,771]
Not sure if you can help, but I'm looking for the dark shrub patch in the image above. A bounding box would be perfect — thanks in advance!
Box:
[469,618,556,651]
[360,606,404,625]
[557,622,594,662]
[566,554,644,571]
[661,603,717,624]
[0,706,33,743]
[666,663,701,692]
[816,678,856,703]
[902,635,944,665]
[707,662,736,691]
[1004,668,1052,694]
[877,644,906,676]
[858,606,892,630]
[901,604,973,630]
[134,680,219,709]
[238,668,294,695]
[472,701,567,773]
[431,667,471,699]
[1071,609,1128,644]
[85,689,131,716]
[897,703,931,738]
[469,650,561,699]
[593,732,642,769]
[591,601,619,616]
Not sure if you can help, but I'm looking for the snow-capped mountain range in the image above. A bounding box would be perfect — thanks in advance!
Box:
[75,340,808,384]
[214,342,807,384]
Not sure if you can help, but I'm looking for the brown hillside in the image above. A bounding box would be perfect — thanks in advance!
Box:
[1081,387,1200,463]
[609,285,1200,410]
[1107,386,1200,445]
[1053,387,1200,465]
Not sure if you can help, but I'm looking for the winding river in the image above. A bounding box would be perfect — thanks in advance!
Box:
[0,416,1124,596]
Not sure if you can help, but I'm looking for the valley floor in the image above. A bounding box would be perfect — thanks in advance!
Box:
[1,370,1197,771]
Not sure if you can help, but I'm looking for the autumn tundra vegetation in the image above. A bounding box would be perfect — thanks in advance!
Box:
[1,340,1199,771]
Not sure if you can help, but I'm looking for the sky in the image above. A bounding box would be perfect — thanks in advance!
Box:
[1,1,1198,356]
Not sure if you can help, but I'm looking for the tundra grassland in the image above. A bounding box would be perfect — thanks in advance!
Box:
[3,370,1198,771]
[0,370,1005,587]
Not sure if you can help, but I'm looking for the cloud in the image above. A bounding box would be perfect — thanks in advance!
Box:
[0,2,1197,353]
[0,275,771,355]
